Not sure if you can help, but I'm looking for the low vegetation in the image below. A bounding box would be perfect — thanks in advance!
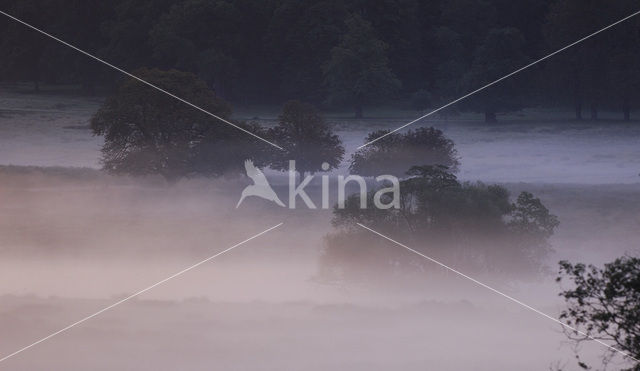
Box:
[320,165,559,282]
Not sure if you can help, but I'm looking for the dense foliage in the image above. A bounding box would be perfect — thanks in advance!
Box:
[267,100,344,178]
[90,68,269,180]
[321,166,559,281]
[323,15,401,118]
[349,128,460,177]
[557,257,640,370]
[1,0,639,120]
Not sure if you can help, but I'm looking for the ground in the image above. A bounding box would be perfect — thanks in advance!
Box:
[0,86,638,370]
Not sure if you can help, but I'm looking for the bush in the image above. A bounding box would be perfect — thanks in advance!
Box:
[350,128,460,178]
[321,166,558,282]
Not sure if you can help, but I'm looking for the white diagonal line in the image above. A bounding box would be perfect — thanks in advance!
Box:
[356,222,639,363]
[358,9,640,149]
[0,10,284,151]
[0,222,283,364]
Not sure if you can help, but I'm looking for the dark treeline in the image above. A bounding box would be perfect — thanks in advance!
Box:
[1,0,639,120]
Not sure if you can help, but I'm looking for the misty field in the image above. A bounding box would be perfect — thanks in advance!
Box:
[0,91,638,370]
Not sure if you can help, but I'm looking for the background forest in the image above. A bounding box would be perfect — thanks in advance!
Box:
[1,0,640,120]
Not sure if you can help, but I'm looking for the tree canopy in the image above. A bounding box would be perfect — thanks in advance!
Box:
[90,68,265,180]
[349,128,460,178]
[322,15,400,118]
[267,100,344,178]
[557,256,640,370]
[462,27,529,122]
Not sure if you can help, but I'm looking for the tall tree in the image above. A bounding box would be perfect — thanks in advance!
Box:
[46,0,114,94]
[462,27,529,122]
[605,0,640,121]
[543,0,610,120]
[265,0,348,102]
[0,0,50,91]
[347,0,426,92]
[149,0,272,100]
[267,100,344,180]
[99,0,175,73]
[323,14,400,118]
[431,26,467,108]
[90,68,260,180]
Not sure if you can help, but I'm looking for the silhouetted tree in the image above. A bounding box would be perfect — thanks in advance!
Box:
[1,0,639,116]
[347,0,426,92]
[463,27,529,122]
[0,0,49,91]
[99,0,174,72]
[543,0,609,120]
[91,68,261,180]
[350,127,460,178]
[605,0,640,121]
[557,256,640,370]
[431,0,495,105]
[267,100,344,181]
[264,0,348,102]
[149,0,242,98]
[324,165,558,281]
[507,191,559,267]
[323,15,400,118]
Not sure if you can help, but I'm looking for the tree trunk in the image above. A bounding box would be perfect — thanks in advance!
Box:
[623,98,631,121]
[355,103,363,119]
[484,109,497,123]
[572,71,582,120]
[33,79,40,93]
[590,102,598,121]
[575,101,582,120]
